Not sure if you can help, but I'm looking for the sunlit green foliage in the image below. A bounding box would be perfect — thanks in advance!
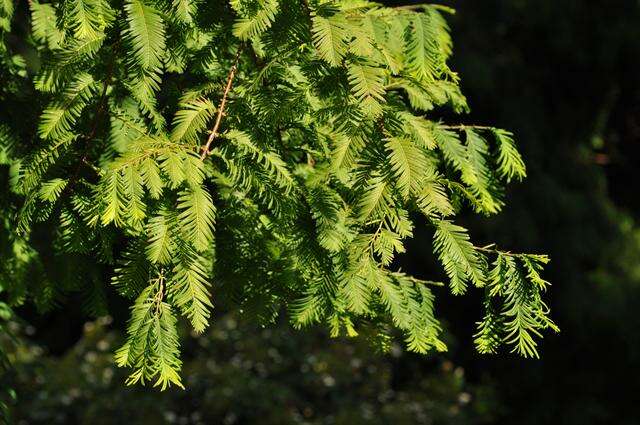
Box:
[0,0,556,389]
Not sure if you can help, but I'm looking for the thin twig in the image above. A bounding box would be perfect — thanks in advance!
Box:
[476,244,508,255]
[440,124,495,131]
[63,42,118,196]
[200,47,243,160]
[475,244,539,259]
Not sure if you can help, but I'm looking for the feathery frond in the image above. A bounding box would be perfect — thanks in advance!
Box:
[170,98,216,145]
[125,0,166,71]
[312,13,348,67]
[493,128,527,182]
[177,185,216,252]
[232,0,279,40]
[433,219,485,294]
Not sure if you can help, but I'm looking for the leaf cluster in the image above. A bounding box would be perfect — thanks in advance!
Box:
[0,0,556,388]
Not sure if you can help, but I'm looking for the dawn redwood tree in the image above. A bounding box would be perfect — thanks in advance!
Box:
[0,0,558,389]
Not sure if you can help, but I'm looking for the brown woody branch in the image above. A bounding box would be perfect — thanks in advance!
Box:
[200,47,243,160]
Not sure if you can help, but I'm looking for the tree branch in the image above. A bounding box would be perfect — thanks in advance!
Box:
[200,46,243,160]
